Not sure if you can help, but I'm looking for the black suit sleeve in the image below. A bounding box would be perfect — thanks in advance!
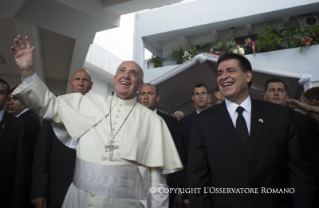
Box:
[30,120,52,199]
[298,116,319,192]
[170,118,186,190]
[188,116,211,208]
[11,120,33,208]
[19,110,41,148]
[179,119,188,164]
[286,110,317,207]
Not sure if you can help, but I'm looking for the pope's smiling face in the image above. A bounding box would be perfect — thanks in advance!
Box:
[113,61,144,100]
[217,59,252,104]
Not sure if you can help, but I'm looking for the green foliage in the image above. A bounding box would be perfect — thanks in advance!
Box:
[307,24,319,44]
[211,31,236,54]
[149,53,163,68]
[169,45,184,64]
[256,24,319,52]
[255,24,283,52]
[280,25,305,49]
[167,24,319,58]
[199,42,206,48]
[187,44,199,57]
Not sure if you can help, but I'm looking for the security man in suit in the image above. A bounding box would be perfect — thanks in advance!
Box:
[31,69,93,208]
[179,83,209,163]
[139,83,186,208]
[9,86,41,147]
[188,53,317,208]
[264,78,319,200]
[0,78,33,207]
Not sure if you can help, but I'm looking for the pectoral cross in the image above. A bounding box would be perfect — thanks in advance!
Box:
[105,141,119,161]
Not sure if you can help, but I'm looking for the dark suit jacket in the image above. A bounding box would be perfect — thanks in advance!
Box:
[157,110,187,207]
[0,112,33,208]
[31,120,76,208]
[19,109,41,148]
[188,99,317,208]
[288,107,319,198]
[179,110,198,163]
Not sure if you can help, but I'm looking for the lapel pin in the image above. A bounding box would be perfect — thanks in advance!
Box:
[2,125,5,128]
[258,119,263,123]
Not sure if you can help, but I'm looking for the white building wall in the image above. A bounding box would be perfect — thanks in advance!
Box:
[86,44,123,75]
[90,75,110,96]
[134,0,319,66]
[162,39,185,57]
[242,45,319,82]
[83,43,121,97]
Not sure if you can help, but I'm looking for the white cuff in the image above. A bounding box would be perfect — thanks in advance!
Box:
[51,122,78,149]
[22,73,38,87]
[162,169,178,175]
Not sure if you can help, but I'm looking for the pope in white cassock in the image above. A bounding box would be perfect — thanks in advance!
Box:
[11,35,183,208]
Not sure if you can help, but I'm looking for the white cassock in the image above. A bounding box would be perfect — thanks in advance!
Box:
[13,74,183,208]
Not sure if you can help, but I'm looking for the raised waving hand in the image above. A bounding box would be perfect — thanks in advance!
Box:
[11,35,35,79]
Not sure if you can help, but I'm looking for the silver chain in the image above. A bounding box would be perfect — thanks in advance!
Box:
[106,96,137,160]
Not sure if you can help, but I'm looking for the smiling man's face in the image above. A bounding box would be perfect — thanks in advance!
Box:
[217,59,252,104]
[113,61,144,100]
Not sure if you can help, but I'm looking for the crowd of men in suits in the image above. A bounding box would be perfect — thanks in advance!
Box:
[1,52,319,208]
[137,53,319,208]
[0,69,93,208]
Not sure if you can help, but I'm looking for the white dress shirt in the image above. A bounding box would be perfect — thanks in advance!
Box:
[225,96,251,134]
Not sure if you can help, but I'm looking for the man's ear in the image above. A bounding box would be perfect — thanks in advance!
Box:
[263,94,267,101]
[215,91,220,100]
[192,96,195,102]
[246,70,253,83]
[68,80,72,89]
[112,76,116,86]
[89,82,93,90]
[156,95,160,103]
[137,82,144,92]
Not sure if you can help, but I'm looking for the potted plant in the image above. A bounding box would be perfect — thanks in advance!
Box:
[211,31,236,54]
[255,24,283,52]
[169,45,184,64]
[149,53,164,68]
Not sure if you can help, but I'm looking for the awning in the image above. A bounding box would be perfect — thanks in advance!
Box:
[150,53,312,115]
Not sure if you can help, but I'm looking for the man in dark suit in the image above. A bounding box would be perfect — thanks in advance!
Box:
[179,83,209,163]
[264,78,319,199]
[31,69,93,208]
[31,120,76,208]
[0,78,33,208]
[179,83,209,206]
[9,86,40,147]
[139,83,186,208]
[188,53,317,208]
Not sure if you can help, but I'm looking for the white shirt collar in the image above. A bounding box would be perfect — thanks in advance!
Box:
[117,97,126,104]
[114,94,137,106]
[0,109,4,122]
[153,109,158,114]
[16,108,29,117]
[225,96,251,116]
[225,96,252,134]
